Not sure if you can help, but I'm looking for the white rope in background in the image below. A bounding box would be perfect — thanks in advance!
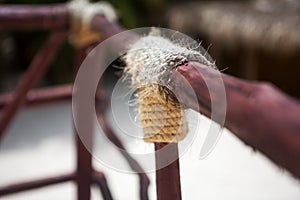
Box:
[67,0,118,47]
[68,0,117,26]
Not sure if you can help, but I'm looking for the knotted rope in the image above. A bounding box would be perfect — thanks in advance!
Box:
[68,0,117,48]
[124,29,216,143]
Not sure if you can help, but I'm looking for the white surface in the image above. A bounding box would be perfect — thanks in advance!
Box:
[0,102,299,200]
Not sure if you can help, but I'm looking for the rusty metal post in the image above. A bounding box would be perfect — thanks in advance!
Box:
[73,48,94,200]
[75,131,93,200]
[155,143,182,200]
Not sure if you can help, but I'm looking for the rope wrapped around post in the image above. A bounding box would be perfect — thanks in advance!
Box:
[123,28,217,199]
[124,29,216,143]
[67,0,117,48]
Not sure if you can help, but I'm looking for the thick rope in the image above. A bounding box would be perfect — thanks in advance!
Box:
[138,85,188,143]
[124,29,216,143]
[67,0,117,48]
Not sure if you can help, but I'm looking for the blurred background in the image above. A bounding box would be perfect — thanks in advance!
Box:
[0,0,300,199]
[1,0,300,98]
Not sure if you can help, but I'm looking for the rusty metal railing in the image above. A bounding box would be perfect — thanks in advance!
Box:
[0,4,149,200]
[1,3,300,200]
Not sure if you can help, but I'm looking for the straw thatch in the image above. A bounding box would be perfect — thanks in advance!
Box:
[167,0,300,53]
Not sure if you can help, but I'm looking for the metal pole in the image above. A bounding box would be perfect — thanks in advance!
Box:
[155,143,182,200]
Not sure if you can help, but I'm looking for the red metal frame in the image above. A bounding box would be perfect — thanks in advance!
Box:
[0,31,68,140]
[0,84,73,109]
[0,4,149,200]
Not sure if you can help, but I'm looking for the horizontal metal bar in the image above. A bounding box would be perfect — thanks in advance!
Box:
[0,84,72,109]
[0,173,75,196]
[0,4,69,30]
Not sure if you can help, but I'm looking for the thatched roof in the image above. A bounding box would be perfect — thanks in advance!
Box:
[167,0,300,53]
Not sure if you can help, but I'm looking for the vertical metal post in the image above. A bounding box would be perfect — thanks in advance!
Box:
[75,132,93,200]
[73,48,93,200]
[155,143,182,200]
